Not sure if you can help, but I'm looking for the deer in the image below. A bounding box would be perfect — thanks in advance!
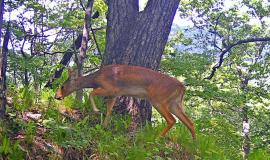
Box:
[55,64,196,139]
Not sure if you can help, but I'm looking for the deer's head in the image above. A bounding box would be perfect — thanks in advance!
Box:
[55,69,78,100]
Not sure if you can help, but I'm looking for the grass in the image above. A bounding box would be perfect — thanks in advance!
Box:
[1,89,270,159]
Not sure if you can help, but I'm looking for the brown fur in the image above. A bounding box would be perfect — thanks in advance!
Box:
[55,65,196,139]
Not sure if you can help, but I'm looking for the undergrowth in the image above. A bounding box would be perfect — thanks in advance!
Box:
[0,88,270,160]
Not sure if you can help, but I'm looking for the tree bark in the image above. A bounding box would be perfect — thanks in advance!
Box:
[0,26,10,118]
[237,68,250,159]
[75,0,94,102]
[102,0,179,130]
[240,78,250,159]
[242,106,250,160]
[0,0,4,45]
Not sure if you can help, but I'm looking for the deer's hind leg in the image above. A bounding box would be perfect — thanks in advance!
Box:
[103,97,117,128]
[169,98,196,139]
[153,102,176,137]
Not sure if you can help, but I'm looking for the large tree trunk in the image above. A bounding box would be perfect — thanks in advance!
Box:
[0,0,6,118]
[102,0,179,130]
[0,26,10,118]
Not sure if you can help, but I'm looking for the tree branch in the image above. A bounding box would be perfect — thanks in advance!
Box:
[90,25,102,59]
[212,13,224,51]
[205,37,270,80]
[79,0,86,11]
[40,51,67,55]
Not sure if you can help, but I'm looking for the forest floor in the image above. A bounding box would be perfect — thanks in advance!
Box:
[1,101,194,160]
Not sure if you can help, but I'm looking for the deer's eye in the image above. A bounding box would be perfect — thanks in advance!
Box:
[61,86,64,90]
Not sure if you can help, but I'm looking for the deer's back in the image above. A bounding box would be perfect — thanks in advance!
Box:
[95,65,184,98]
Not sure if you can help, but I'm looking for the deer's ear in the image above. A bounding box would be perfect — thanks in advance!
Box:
[67,68,78,78]
[68,68,74,75]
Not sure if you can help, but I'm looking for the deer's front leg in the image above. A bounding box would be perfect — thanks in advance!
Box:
[89,92,100,113]
[103,97,117,128]
[89,88,110,113]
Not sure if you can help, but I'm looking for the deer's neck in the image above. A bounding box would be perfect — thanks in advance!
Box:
[76,73,97,89]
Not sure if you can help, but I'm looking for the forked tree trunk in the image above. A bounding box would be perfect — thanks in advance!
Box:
[75,0,94,102]
[102,0,179,130]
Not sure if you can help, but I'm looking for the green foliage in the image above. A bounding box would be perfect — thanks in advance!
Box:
[162,52,211,79]
[35,95,242,159]
[60,10,84,28]
[0,122,25,159]
[25,0,46,12]
[2,0,270,159]
[250,105,270,150]
[22,121,37,144]
[2,85,270,159]
[43,107,62,126]
[161,49,268,159]
[51,68,69,90]
[248,149,270,160]
[93,0,108,16]
[0,136,24,159]
[21,86,35,110]
[8,85,35,111]
[8,54,53,86]
[0,135,11,155]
